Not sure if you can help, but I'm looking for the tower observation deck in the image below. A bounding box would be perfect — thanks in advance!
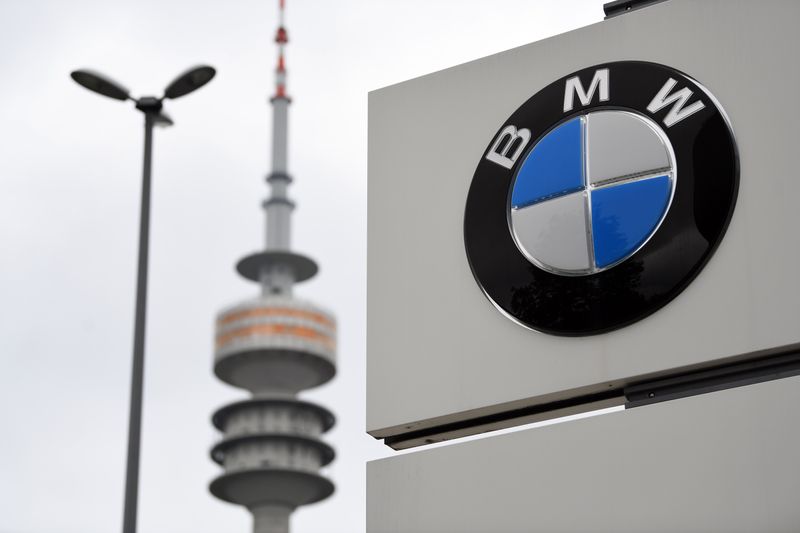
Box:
[209,2,336,532]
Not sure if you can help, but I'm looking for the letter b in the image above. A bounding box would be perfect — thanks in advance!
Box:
[485,125,531,170]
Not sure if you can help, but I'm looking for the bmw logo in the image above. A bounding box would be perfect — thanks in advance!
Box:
[464,61,738,336]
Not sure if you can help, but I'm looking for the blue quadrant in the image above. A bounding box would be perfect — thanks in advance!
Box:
[511,117,583,209]
[591,176,671,269]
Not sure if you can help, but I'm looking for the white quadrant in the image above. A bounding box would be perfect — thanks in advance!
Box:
[586,111,671,185]
[510,191,591,273]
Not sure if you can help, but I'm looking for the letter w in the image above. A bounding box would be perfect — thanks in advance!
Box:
[647,78,705,127]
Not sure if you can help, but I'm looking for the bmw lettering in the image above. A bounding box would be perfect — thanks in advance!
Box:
[464,61,738,336]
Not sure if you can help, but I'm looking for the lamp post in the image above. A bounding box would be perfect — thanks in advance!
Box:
[71,65,216,533]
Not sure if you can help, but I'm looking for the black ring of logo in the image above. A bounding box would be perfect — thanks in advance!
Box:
[464,61,739,336]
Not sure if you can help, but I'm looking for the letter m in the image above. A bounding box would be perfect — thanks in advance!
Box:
[563,68,609,112]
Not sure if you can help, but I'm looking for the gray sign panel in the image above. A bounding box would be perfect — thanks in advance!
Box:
[368,375,800,532]
[368,0,800,442]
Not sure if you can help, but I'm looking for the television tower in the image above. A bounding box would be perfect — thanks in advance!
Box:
[209,2,336,532]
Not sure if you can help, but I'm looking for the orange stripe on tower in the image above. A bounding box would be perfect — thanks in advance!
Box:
[216,324,335,350]
[218,307,335,328]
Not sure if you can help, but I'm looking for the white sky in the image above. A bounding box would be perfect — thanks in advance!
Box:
[0,1,606,532]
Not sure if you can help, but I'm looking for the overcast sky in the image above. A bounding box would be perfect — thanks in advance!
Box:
[0,1,605,532]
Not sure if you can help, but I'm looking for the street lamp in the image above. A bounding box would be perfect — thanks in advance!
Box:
[71,65,216,533]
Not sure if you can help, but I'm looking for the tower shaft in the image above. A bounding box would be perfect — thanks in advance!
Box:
[263,0,293,271]
[266,88,292,255]
[253,504,291,533]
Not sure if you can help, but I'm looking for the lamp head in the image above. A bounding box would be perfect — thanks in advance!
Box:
[163,65,216,100]
[70,69,130,101]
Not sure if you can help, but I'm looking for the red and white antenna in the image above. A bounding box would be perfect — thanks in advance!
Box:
[274,0,289,99]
